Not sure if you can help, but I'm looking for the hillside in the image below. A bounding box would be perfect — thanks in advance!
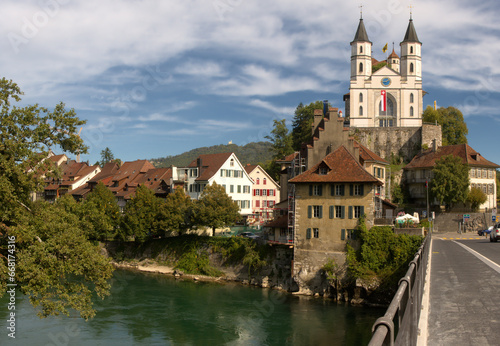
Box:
[149,142,274,168]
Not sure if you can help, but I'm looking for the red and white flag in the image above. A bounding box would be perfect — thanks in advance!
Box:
[381,90,387,112]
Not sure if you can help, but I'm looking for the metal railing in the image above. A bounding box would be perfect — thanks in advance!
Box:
[368,232,431,346]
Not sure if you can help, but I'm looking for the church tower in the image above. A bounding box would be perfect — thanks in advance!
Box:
[400,16,422,80]
[350,17,372,81]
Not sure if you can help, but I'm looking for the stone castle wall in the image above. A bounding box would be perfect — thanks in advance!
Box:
[349,124,442,162]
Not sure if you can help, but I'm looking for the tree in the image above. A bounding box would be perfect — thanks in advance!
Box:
[99,147,121,167]
[119,185,161,242]
[82,182,120,240]
[193,182,241,235]
[467,187,487,212]
[265,119,293,160]
[158,187,193,236]
[422,106,468,146]
[0,77,113,319]
[291,101,324,151]
[431,155,470,210]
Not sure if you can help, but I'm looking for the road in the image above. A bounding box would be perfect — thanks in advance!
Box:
[421,233,500,345]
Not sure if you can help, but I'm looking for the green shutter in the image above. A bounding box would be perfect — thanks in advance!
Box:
[319,206,323,219]
[349,184,353,196]
[329,206,334,219]
[341,229,346,240]
[341,206,345,219]
[308,206,312,218]
[360,206,365,217]
[318,185,323,196]
[330,184,334,196]
[360,184,364,196]
[348,206,353,219]
[306,228,311,239]
[309,185,313,196]
[341,184,345,196]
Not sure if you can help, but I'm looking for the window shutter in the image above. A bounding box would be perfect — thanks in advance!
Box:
[341,206,345,219]
[349,184,353,196]
[309,185,313,196]
[318,185,323,196]
[341,185,345,196]
[360,184,364,196]
[348,206,353,219]
[319,206,323,219]
[306,228,311,239]
[360,206,365,217]
[329,206,334,219]
[330,184,334,196]
[341,229,346,240]
[308,206,312,218]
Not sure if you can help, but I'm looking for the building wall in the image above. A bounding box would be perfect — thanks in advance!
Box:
[247,168,280,225]
[470,167,497,210]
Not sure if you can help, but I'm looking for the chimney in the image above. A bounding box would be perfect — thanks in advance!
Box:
[432,139,437,152]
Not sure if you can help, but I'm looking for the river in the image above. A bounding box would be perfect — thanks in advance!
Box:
[1,269,383,345]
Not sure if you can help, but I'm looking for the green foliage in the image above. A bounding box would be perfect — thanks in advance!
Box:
[82,182,120,240]
[322,258,343,282]
[291,101,324,151]
[372,61,388,73]
[346,227,423,280]
[150,142,273,168]
[193,183,241,233]
[422,106,468,146]
[431,154,470,209]
[0,77,113,319]
[158,187,194,236]
[265,119,294,160]
[467,187,487,211]
[175,246,223,277]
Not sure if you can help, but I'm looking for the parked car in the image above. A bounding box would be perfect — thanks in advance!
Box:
[489,223,500,242]
[239,232,260,239]
[478,226,493,236]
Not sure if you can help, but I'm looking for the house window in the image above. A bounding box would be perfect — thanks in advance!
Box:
[230,159,234,167]
[263,178,267,185]
[319,167,328,175]
[359,93,363,102]
[256,200,260,208]
[237,185,241,193]
[243,186,250,193]
[352,184,363,196]
[482,169,487,178]
[488,170,493,179]
[313,228,319,238]
[410,106,414,117]
[470,169,475,178]
[308,205,323,218]
[256,178,260,185]
[230,185,234,193]
[410,93,414,103]
[359,106,363,116]
[306,228,312,239]
[333,184,345,196]
[335,206,345,219]
[310,184,323,196]
[489,184,494,195]
[354,206,363,218]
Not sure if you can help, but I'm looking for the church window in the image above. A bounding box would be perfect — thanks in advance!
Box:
[360,46,363,54]
[359,93,363,102]
[359,63,363,73]
[410,63,414,73]
[359,106,363,116]
[410,46,414,54]
[410,93,414,103]
[410,106,414,116]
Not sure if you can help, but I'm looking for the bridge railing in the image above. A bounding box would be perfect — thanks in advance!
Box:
[368,232,431,346]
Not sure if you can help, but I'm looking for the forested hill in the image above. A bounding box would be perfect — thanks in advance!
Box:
[149,142,273,168]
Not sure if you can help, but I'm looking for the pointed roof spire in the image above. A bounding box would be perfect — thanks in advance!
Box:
[402,17,421,44]
[352,18,371,43]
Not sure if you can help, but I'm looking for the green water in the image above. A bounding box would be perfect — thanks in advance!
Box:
[1,269,383,345]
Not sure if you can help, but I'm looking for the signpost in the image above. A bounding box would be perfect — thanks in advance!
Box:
[463,214,470,223]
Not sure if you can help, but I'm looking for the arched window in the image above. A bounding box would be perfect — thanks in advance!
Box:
[379,97,394,115]
[410,106,414,116]
[360,46,363,54]
[263,178,267,185]
[410,93,414,103]
[410,46,414,54]
[359,106,363,116]
[359,63,363,73]
[410,63,414,73]
[359,93,363,102]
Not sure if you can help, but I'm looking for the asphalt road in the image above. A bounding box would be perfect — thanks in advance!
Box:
[422,233,500,345]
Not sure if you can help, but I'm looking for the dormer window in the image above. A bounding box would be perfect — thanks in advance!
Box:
[319,167,329,175]
[230,159,234,167]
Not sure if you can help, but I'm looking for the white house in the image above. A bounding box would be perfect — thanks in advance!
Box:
[182,152,253,216]
[244,164,281,225]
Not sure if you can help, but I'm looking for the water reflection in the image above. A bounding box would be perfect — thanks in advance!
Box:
[0,270,383,345]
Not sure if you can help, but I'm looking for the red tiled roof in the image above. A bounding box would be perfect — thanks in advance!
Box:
[354,141,389,164]
[289,145,382,184]
[388,48,399,59]
[244,164,258,174]
[276,152,298,163]
[404,144,500,170]
[187,152,233,181]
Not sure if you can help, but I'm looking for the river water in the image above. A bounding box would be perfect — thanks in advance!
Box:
[2,269,383,345]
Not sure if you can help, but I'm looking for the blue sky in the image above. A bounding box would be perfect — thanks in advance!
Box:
[2,0,500,166]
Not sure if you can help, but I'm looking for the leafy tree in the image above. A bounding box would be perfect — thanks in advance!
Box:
[265,119,293,160]
[422,106,468,146]
[99,147,121,167]
[467,187,487,212]
[82,182,120,240]
[158,187,193,236]
[291,101,324,151]
[193,182,241,235]
[119,185,161,242]
[0,77,113,319]
[431,155,470,210]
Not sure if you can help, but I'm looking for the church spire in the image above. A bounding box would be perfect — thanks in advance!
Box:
[402,17,421,44]
[352,18,371,43]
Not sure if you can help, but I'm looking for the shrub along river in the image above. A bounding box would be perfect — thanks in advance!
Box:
[1,269,384,345]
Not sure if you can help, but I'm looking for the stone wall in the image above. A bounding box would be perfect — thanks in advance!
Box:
[349,124,442,162]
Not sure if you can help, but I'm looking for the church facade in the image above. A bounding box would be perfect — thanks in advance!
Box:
[346,16,424,128]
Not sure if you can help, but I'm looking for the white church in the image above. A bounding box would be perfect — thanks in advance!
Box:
[346,15,424,128]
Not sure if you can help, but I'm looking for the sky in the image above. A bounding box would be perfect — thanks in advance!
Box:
[2,0,500,166]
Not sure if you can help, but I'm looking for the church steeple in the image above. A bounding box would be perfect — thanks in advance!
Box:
[402,18,421,44]
[400,16,422,80]
[350,17,372,80]
[352,18,371,43]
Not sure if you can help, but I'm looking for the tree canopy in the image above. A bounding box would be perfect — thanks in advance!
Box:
[422,106,468,146]
[98,147,121,167]
[0,78,113,319]
[467,187,487,212]
[431,154,470,210]
[291,101,324,151]
[265,119,293,160]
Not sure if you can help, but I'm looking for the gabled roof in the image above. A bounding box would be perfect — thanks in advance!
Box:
[289,145,382,184]
[388,48,399,59]
[355,142,389,165]
[112,160,155,183]
[351,18,371,43]
[404,144,500,170]
[187,152,233,181]
[244,164,258,174]
[402,18,421,44]
[244,164,280,188]
[276,152,298,163]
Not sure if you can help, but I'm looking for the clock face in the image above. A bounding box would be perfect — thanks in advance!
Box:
[381,77,391,87]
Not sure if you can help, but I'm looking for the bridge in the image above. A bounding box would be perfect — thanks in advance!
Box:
[369,231,500,345]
